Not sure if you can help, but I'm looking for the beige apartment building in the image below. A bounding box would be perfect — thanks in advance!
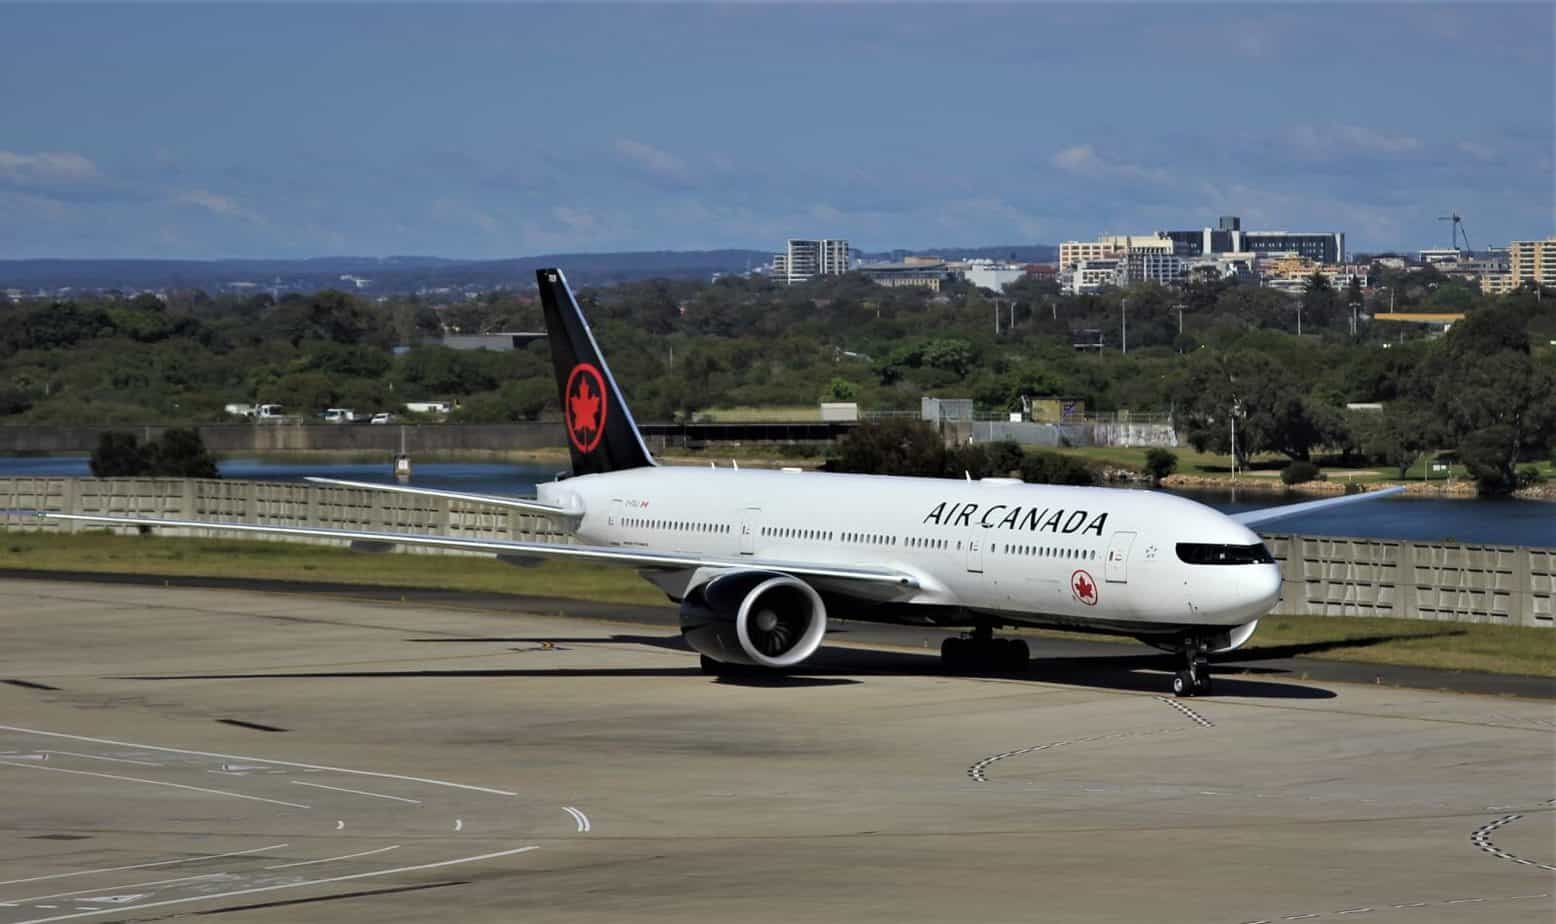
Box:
[1508,237,1555,288]
[1057,233,1172,271]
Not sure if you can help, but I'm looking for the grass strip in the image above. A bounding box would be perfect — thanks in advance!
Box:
[1,530,1550,678]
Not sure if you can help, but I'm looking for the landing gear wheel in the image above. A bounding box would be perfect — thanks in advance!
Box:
[1172,670,1193,697]
[1005,638,1030,672]
[940,637,967,673]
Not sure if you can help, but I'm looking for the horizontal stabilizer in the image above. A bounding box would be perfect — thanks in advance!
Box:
[1233,485,1406,528]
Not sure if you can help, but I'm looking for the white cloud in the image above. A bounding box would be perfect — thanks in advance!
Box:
[613,138,683,177]
[1288,124,1421,158]
[176,189,264,224]
[0,150,100,186]
[552,205,598,233]
[1457,140,1496,161]
[1050,144,1168,184]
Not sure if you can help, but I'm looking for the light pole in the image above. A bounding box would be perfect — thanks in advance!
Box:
[1230,399,1242,481]
[1121,298,1128,354]
[1349,300,1360,337]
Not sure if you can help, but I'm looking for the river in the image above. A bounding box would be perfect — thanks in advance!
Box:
[0,457,1549,548]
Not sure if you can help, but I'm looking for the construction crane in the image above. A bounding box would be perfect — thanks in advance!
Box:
[1438,212,1472,253]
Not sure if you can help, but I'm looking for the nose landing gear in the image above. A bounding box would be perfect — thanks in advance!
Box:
[1172,639,1213,696]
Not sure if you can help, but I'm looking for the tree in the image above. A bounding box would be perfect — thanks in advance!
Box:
[1352,406,1437,478]
[1432,303,1556,493]
[823,378,857,402]
[90,431,150,476]
[1300,272,1338,332]
[1019,450,1096,485]
[147,427,218,478]
[826,418,946,477]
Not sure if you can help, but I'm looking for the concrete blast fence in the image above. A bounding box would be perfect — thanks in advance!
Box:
[1,478,1549,628]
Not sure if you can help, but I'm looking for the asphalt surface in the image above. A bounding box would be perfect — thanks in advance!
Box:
[2,568,1551,700]
[0,576,1552,923]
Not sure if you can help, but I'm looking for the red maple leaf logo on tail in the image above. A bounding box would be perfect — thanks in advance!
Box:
[1071,570,1098,606]
[564,364,607,454]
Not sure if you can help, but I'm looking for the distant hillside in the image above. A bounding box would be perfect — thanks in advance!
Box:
[859,245,1058,264]
[0,250,775,294]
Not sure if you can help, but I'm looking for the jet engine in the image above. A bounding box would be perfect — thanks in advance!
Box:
[680,570,827,669]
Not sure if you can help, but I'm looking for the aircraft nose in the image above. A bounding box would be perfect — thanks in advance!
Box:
[1244,562,1283,612]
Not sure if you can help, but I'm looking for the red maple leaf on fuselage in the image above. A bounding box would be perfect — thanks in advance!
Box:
[570,377,601,441]
[1073,573,1095,602]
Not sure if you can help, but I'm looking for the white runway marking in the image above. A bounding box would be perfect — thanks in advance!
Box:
[7,874,224,905]
[6,846,540,924]
[263,845,400,870]
[563,806,591,833]
[0,759,312,810]
[40,751,161,767]
[289,780,421,804]
[335,820,345,830]
[0,725,518,796]
[0,844,288,887]
[454,818,463,831]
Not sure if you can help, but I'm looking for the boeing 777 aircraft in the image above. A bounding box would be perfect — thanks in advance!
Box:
[48,269,1402,696]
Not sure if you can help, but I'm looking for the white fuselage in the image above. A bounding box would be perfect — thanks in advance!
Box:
[538,466,1282,640]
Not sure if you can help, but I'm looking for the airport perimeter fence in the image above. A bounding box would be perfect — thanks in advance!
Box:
[0,478,1549,628]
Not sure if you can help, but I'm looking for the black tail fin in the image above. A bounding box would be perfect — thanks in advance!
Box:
[536,268,656,476]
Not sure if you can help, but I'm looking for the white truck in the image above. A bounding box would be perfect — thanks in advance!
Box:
[321,408,360,423]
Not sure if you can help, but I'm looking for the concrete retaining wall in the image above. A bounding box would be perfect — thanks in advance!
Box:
[2,478,1547,627]
[1263,533,1552,629]
[0,476,570,554]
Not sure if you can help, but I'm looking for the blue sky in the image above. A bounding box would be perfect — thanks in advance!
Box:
[1,2,1551,259]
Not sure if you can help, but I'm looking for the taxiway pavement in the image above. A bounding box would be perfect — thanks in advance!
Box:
[1,578,1551,923]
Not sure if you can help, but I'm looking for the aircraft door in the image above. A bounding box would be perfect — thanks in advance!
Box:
[739,507,761,555]
[608,500,624,545]
[965,528,985,573]
[1106,531,1136,583]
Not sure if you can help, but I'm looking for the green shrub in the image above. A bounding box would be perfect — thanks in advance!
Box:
[1143,448,1178,484]
[1019,450,1096,486]
[1280,459,1322,485]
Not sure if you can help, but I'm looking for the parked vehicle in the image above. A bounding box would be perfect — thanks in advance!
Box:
[255,404,286,421]
[370,412,395,425]
[321,408,359,424]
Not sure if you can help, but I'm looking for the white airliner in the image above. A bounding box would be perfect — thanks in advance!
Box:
[47,268,1402,696]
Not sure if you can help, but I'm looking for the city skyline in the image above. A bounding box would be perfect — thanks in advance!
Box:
[1,2,1551,260]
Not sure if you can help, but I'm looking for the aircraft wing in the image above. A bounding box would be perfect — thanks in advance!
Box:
[39,513,919,592]
[302,477,578,520]
[1231,485,1406,528]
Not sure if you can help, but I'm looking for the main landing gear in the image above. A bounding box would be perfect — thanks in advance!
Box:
[1171,640,1213,697]
[941,623,1029,674]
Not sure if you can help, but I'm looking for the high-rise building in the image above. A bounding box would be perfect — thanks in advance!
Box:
[773,239,850,284]
[1508,237,1555,289]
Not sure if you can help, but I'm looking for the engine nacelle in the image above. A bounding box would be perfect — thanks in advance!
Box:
[680,570,827,669]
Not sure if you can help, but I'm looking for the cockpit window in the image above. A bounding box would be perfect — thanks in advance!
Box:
[1176,542,1275,565]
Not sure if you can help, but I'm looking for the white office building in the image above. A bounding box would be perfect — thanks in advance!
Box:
[773,239,850,284]
[1060,257,1123,295]
[960,259,1026,293]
